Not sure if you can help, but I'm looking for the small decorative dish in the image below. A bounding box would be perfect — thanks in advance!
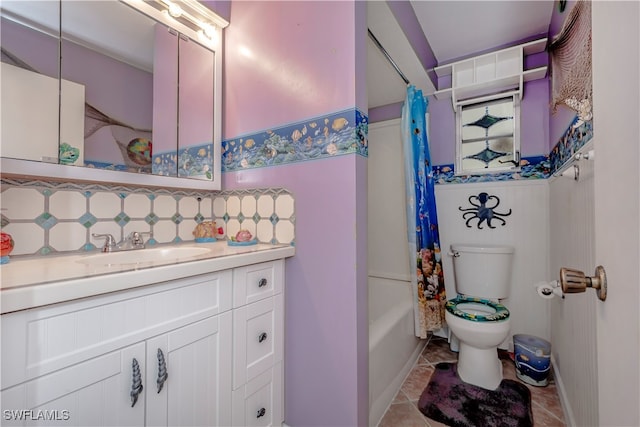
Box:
[193,221,222,243]
[195,237,216,243]
[227,238,258,247]
[1,232,14,264]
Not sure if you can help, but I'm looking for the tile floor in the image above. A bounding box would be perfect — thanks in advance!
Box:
[378,336,566,427]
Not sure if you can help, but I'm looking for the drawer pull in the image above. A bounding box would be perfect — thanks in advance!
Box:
[258,278,268,288]
[156,348,168,393]
[258,332,268,343]
[130,358,144,407]
[256,407,266,418]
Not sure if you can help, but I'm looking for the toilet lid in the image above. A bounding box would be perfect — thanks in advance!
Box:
[445,295,510,322]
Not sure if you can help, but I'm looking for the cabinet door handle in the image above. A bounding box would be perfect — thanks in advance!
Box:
[156,348,168,394]
[258,278,268,288]
[258,332,268,343]
[256,407,266,418]
[130,358,144,407]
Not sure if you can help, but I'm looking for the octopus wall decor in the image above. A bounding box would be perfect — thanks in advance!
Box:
[458,192,512,229]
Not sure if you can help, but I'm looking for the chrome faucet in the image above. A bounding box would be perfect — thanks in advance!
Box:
[119,231,151,250]
[92,231,152,253]
[92,233,117,252]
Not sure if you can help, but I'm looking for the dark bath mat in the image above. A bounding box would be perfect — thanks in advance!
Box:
[418,362,533,427]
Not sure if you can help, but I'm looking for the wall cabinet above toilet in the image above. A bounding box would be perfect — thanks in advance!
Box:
[433,38,548,109]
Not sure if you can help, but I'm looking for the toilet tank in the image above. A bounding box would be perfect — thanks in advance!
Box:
[451,244,515,299]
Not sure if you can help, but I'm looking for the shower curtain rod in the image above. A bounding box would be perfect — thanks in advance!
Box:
[368,28,410,86]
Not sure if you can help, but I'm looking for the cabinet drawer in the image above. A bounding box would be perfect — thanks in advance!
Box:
[233,295,283,389]
[232,362,283,427]
[233,260,283,308]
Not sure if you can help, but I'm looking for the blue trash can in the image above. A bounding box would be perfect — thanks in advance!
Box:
[513,334,551,387]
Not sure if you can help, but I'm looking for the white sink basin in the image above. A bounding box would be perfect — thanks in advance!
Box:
[77,246,212,266]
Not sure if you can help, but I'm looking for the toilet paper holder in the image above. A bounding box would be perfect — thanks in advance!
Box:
[559,266,607,301]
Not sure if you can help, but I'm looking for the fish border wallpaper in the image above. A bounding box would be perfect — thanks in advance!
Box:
[218,107,591,187]
[89,142,214,180]
[153,143,214,179]
[433,155,550,184]
[222,108,368,172]
[548,116,593,174]
[433,116,593,184]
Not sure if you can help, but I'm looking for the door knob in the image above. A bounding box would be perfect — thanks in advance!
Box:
[559,266,607,301]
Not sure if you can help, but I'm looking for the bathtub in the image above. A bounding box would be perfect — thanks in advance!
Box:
[368,276,425,426]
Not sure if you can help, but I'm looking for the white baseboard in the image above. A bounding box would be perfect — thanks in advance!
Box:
[551,354,576,427]
[370,340,427,427]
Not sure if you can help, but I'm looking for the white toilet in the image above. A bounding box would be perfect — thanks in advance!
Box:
[445,243,514,390]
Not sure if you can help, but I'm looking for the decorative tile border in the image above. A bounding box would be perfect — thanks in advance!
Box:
[152,151,178,176]
[433,116,593,185]
[0,179,212,197]
[0,179,295,257]
[548,117,593,175]
[433,155,550,184]
[153,142,213,179]
[222,108,368,172]
[84,141,214,180]
[84,161,141,172]
[177,144,213,179]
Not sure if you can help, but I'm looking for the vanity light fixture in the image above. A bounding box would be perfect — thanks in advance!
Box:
[167,2,183,18]
[156,0,228,41]
[197,28,216,44]
[200,23,216,40]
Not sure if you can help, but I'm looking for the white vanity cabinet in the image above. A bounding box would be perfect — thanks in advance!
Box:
[0,257,287,427]
[1,341,147,426]
[1,270,233,426]
[145,313,232,427]
[232,261,285,427]
[1,315,232,427]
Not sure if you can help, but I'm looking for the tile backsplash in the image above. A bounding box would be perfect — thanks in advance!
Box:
[0,179,295,257]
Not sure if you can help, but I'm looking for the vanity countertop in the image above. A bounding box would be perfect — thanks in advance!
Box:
[0,241,295,314]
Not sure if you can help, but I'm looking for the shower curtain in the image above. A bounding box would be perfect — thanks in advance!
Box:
[401,85,446,339]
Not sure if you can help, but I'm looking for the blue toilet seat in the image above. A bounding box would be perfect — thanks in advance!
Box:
[445,295,510,322]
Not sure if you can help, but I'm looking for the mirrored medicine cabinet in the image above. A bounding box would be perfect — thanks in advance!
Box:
[0,0,227,190]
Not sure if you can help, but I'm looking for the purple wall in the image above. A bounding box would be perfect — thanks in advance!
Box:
[223,2,368,425]
[369,101,403,124]
[522,79,551,156]
[60,39,153,165]
[428,97,456,166]
[153,25,179,157]
[201,0,231,23]
[354,4,369,423]
[223,157,368,426]
[3,16,153,165]
[60,41,152,129]
[178,36,215,149]
[1,17,58,79]
[224,1,358,139]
